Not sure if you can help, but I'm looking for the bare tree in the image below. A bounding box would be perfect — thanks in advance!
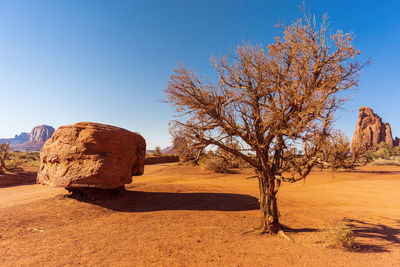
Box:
[0,143,10,174]
[166,13,364,235]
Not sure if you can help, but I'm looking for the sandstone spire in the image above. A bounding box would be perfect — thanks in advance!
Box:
[352,107,397,154]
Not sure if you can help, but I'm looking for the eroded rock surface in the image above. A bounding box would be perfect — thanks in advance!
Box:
[37,122,146,189]
[352,107,398,154]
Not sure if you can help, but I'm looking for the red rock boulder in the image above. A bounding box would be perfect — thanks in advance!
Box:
[37,122,146,189]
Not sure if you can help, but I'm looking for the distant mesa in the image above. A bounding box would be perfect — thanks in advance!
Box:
[29,125,55,143]
[0,125,55,151]
[0,132,29,146]
[352,107,399,154]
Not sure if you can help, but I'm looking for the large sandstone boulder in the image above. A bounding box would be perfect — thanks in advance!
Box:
[352,107,395,154]
[37,122,146,190]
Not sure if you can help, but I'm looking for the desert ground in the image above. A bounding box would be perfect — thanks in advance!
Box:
[0,163,399,266]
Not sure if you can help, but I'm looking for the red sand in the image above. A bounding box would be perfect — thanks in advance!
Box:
[0,164,399,266]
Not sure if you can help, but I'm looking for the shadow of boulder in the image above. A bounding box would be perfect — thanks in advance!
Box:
[68,188,260,212]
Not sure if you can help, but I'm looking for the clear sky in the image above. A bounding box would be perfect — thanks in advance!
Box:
[0,0,399,149]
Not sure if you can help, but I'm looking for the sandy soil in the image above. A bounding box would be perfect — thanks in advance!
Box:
[0,163,399,266]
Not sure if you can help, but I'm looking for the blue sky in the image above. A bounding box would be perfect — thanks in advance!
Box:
[0,0,399,149]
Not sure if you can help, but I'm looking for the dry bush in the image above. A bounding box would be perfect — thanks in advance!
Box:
[5,151,40,171]
[5,158,24,171]
[0,143,10,174]
[362,142,400,166]
[371,157,400,166]
[200,156,230,173]
[322,224,357,251]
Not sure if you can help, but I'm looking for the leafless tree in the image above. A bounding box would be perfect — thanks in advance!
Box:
[166,13,364,235]
[0,143,10,174]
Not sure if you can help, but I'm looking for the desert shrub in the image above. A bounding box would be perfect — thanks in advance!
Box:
[5,151,40,170]
[153,146,162,156]
[374,143,393,159]
[0,143,9,174]
[391,155,400,162]
[371,142,400,160]
[357,142,400,166]
[200,157,230,173]
[371,157,400,166]
[5,158,24,171]
[322,224,357,251]
[30,159,41,167]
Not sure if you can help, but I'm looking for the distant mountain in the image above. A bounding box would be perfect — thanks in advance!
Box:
[0,125,55,152]
[0,132,30,146]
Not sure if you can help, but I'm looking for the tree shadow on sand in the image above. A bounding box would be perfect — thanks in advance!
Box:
[344,218,400,253]
[68,189,260,212]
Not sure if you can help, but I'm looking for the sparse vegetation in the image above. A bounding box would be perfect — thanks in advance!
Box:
[4,151,40,171]
[359,142,400,166]
[371,157,400,166]
[322,223,357,251]
[369,142,400,161]
[200,156,231,173]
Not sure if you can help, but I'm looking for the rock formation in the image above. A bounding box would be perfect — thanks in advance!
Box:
[352,107,399,154]
[29,125,55,143]
[162,137,185,154]
[0,132,29,146]
[12,125,55,151]
[37,122,146,190]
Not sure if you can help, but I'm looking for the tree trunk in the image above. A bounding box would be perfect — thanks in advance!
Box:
[258,172,279,234]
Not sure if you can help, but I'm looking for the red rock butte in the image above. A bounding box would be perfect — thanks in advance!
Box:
[352,107,399,154]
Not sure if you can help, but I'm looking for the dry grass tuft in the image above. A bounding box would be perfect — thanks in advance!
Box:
[322,223,357,251]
